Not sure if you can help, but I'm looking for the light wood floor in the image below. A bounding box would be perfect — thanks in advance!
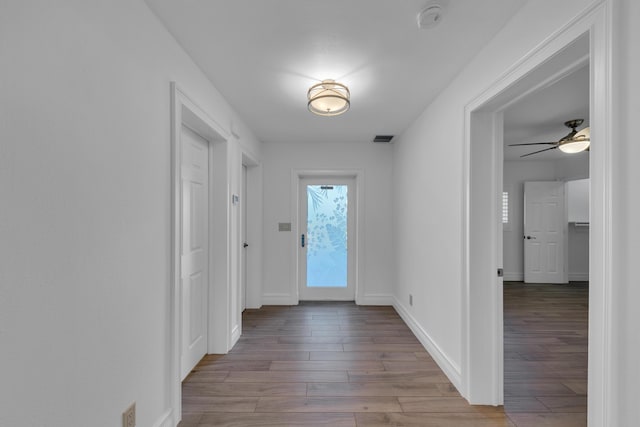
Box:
[179,283,588,427]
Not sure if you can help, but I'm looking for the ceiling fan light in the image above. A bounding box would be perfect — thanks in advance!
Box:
[559,126,590,153]
[308,79,350,116]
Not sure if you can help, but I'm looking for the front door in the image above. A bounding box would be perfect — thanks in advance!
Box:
[299,178,355,300]
[180,125,209,380]
[524,181,567,283]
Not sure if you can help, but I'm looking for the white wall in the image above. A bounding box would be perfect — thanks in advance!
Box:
[503,156,589,281]
[392,0,598,397]
[393,0,640,422]
[261,142,394,304]
[0,1,260,426]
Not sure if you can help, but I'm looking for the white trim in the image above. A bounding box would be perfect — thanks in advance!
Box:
[503,273,524,282]
[462,2,613,424]
[393,297,463,391]
[170,82,233,425]
[587,3,614,425]
[241,151,263,310]
[152,410,173,427]
[261,293,297,305]
[359,293,394,306]
[231,324,241,348]
[503,273,589,282]
[463,111,504,405]
[569,273,590,282]
[290,169,365,305]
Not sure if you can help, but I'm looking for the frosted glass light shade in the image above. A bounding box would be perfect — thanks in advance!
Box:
[307,80,350,116]
[559,127,590,153]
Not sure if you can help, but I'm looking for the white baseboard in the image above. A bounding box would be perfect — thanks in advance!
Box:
[502,272,589,282]
[503,272,523,282]
[393,297,462,392]
[152,409,173,427]
[357,293,394,306]
[261,293,295,305]
[231,324,241,349]
[569,273,589,281]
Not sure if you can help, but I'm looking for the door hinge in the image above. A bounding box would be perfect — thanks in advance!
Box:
[497,268,504,277]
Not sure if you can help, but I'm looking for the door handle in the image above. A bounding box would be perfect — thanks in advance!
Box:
[524,235,536,240]
[301,234,305,248]
[243,243,249,248]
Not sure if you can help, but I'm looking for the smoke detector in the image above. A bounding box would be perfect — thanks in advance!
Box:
[417,4,444,29]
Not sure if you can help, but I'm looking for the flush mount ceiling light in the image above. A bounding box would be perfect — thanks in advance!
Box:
[307,79,350,116]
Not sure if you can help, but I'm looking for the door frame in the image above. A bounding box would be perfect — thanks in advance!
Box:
[241,151,262,309]
[462,3,612,426]
[298,177,356,301]
[170,83,233,425]
[291,169,364,305]
[179,124,211,381]
[240,164,248,312]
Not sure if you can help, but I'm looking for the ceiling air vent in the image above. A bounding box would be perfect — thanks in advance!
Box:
[373,135,394,143]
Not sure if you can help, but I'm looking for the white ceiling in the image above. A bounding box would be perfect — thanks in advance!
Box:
[145,0,528,143]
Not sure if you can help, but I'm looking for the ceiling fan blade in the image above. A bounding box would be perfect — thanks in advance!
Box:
[508,142,558,146]
[520,146,558,158]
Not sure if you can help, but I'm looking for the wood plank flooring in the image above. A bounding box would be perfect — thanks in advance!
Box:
[503,282,588,427]
[179,283,588,426]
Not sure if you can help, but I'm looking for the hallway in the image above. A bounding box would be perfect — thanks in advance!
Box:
[178,283,589,426]
[179,302,511,426]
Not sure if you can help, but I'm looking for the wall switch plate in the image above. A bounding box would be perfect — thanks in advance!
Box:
[122,402,136,427]
[278,222,291,232]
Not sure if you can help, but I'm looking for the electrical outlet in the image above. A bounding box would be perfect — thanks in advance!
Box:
[122,402,135,427]
[409,294,413,306]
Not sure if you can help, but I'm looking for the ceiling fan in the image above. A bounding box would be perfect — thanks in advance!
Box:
[509,119,591,158]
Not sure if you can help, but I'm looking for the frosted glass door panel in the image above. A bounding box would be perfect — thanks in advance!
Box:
[306,185,348,287]
[298,177,355,301]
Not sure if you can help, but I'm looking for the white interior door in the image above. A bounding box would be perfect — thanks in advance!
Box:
[299,177,355,301]
[240,165,247,312]
[524,181,567,283]
[180,125,209,380]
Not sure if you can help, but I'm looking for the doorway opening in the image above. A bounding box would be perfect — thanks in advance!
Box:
[170,83,233,425]
[240,151,262,310]
[501,61,590,419]
[179,124,210,381]
[291,170,363,304]
[463,4,612,425]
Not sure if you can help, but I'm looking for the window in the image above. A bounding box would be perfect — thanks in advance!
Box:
[501,187,512,232]
[502,191,509,224]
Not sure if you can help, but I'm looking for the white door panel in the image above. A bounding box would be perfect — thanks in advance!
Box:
[524,181,567,283]
[241,165,247,312]
[180,125,209,380]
